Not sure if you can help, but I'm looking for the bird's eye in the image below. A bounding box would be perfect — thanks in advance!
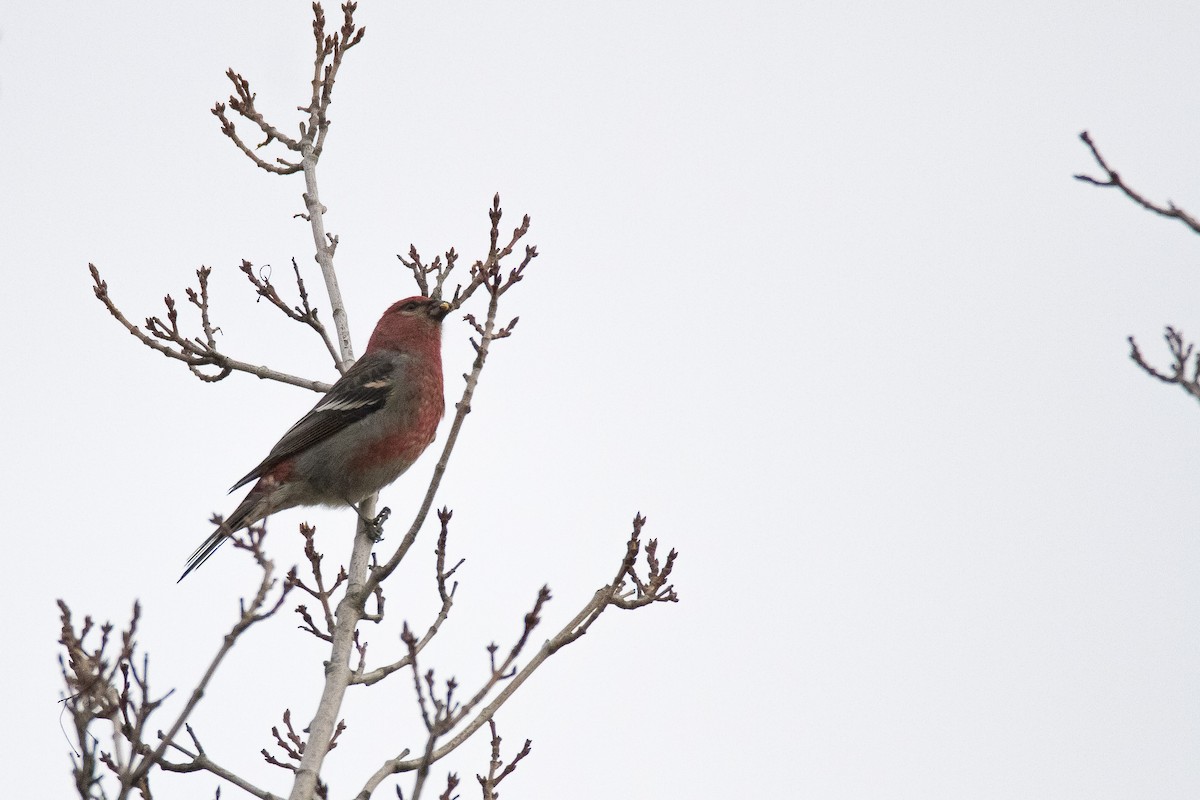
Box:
[403,302,419,312]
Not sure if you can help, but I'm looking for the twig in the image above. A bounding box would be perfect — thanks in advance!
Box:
[1077,131,1200,404]
[355,516,676,787]
[126,536,292,792]
[89,264,330,393]
[58,524,293,799]
[1075,131,1200,234]
[399,626,441,800]
[239,260,345,372]
[353,748,412,800]
[212,69,301,175]
[286,524,347,642]
[401,194,536,311]
[476,719,531,800]
[262,709,305,772]
[1128,328,1200,405]
[59,601,140,800]
[297,2,365,362]
[211,2,365,363]
[159,725,282,800]
[353,509,462,686]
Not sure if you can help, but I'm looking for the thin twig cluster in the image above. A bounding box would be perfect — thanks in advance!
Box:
[1077,130,1200,405]
[59,526,291,800]
[401,193,537,321]
[89,0,370,386]
[89,261,335,392]
[476,720,531,800]
[352,514,678,799]
[240,259,345,371]
[352,509,462,688]
[287,524,350,642]
[58,601,151,800]
[212,2,365,176]
[1127,328,1200,403]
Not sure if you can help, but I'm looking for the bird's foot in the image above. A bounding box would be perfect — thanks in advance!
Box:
[366,507,391,542]
[347,501,390,542]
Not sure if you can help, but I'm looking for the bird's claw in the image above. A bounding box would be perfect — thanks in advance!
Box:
[366,506,391,542]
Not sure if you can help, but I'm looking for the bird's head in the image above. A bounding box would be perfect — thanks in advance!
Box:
[365,296,452,355]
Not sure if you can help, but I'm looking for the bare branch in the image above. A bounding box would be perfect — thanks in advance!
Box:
[305,1,367,160]
[59,601,142,800]
[294,2,367,362]
[210,3,367,364]
[1075,132,1200,404]
[159,725,282,800]
[353,748,413,800]
[449,196,535,310]
[125,527,293,792]
[212,96,302,175]
[1128,328,1200,405]
[285,524,347,642]
[210,68,298,167]
[1075,131,1200,234]
[399,246,461,301]
[439,773,460,800]
[59,533,296,800]
[261,709,305,773]
[353,509,461,687]
[400,196,537,310]
[90,264,331,392]
[239,260,345,372]
[476,719,531,800]
[362,516,677,779]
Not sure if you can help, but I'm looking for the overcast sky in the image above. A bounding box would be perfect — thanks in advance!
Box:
[5,2,1200,798]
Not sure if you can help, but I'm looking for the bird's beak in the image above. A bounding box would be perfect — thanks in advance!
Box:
[432,300,451,319]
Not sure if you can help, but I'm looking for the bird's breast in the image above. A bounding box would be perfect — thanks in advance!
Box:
[344,370,444,487]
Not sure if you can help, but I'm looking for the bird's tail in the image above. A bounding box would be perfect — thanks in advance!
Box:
[178,493,259,582]
[178,527,228,582]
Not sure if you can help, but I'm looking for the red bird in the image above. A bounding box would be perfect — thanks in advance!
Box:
[180,296,451,580]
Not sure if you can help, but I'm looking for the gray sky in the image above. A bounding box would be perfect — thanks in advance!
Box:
[5,1,1200,798]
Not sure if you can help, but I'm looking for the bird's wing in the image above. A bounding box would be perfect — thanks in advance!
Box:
[229,352,402,492]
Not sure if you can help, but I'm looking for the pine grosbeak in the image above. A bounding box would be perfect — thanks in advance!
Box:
[180,296,451,580]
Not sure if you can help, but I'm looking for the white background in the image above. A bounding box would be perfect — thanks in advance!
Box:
[4,2,1200,798]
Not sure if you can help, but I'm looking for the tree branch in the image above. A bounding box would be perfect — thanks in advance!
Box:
[355,515,677,794]
[159,724,283,800]
[352,509,461,686]
[296,1,365,363]
[1077,131,1200,403]
[59,526,293,799]
[239,259,345,373]
[476,719,531,800]
[125,528,293,794]
[1075,130,1200,234]
[1128,328,1200,405]
[89,263,331,393]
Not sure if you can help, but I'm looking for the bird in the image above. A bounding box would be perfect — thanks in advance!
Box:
[179,296,451,581]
